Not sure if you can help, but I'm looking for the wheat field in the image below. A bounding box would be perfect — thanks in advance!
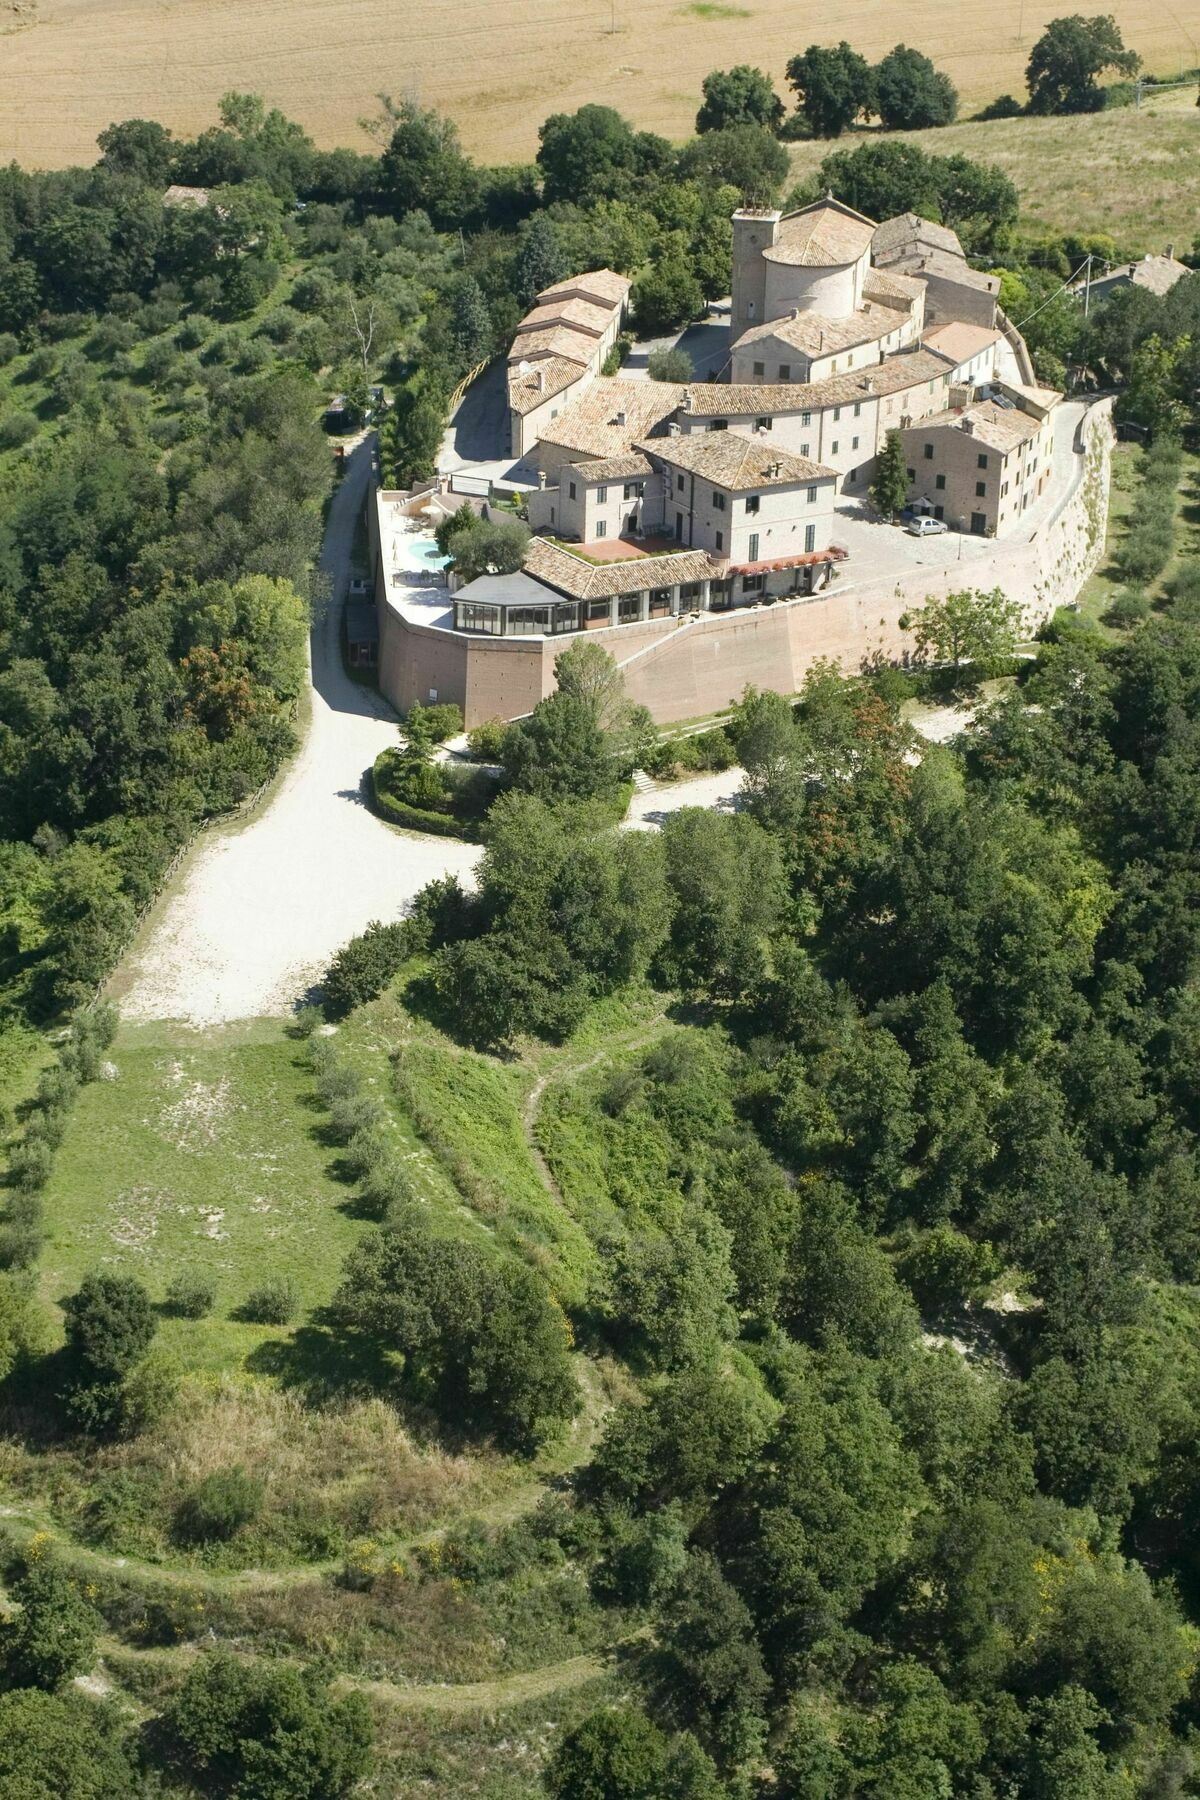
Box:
[1,0,1197,172]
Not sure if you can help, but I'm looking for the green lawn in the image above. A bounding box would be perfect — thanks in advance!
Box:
[36,1020,365,1372]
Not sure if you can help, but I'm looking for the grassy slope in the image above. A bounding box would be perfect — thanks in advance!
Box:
[2,990,664,1797]
[35,1020,364,1372]
[787,87,1200,255]
[1077,443,1200,624]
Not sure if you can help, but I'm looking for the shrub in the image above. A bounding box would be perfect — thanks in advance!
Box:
[176,313,214,350]
[4,1189,44,1230]
[678,727,737,772]
[0,1688,138,1794]
[165,1271,217,1318]
[7,1136,54,1191]
[466,718,508,761]
[164,1652,374,1798]
[24,1105,68,1151]
[0,412,38,449]
[118,1352,179,1436]
[0,1552,100,1690]
[0,332,19,364]
[405,699,463,744]
[647,346,695,383]
[977,92,1024,118]
[327,1091,385,1144]
[290,1004,323,1038]
[176,1465,265,1542]
[0,1224,42,1271]
[1103,590,1151,629]
[242,1276,299,1325]
[322,918,413,1017]
[313,1057,361,1105]
[62,1272,157,1384]
[36,1066,80,1112]
[344,1128,391,1181]
[358,1158,415,1220]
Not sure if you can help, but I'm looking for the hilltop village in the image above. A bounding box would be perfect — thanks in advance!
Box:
[371,196,1110,724]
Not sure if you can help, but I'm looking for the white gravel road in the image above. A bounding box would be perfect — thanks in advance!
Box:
[114,443,743,1027]
[116,440,480,1027]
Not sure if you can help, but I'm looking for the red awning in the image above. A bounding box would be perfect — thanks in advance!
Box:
[727,545,849,576]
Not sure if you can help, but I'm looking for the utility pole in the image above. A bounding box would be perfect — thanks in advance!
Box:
[1083,252,1093,318]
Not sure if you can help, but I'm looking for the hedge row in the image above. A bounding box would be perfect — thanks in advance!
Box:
[0,1004,118,1272]
[306,1038,416,1220]
[1114,436,1183,588]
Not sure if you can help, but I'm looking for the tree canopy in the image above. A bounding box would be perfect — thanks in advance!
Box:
[1026,13,1141,114]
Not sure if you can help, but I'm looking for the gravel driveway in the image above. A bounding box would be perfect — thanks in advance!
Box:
[116,439,479,1027]
[115,447,745,1027]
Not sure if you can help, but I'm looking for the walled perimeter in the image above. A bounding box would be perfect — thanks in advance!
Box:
[377,399,1113,727]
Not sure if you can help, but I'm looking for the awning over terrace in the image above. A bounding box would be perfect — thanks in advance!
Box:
[726,545,849,577]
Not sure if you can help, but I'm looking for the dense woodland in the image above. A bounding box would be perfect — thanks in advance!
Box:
[0,65,1199,1800]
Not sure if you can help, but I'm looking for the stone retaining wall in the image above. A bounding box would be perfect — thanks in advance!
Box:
[378,399,1114,727]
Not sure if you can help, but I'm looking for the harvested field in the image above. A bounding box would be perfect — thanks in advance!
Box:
[0,0,1196,175]
[788,87,1200,256]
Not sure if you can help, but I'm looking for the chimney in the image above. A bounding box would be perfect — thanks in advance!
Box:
[682,390,693,413]
[961,418,974,436]
[537,469,547,489]
[667,421,681,437]
[533,369,544,393]
[1166,242,1175,260]
[615,408,626,426]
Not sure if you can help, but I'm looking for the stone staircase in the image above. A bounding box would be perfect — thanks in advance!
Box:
[630,768,657,795]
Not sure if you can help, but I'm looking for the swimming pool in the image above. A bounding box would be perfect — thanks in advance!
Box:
[395,533,450,574]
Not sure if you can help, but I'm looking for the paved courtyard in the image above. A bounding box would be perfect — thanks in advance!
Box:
[830,400,1088,590]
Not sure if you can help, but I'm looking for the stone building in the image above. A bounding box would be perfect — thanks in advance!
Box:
[900,380,1059,535]
[506,269,631,458]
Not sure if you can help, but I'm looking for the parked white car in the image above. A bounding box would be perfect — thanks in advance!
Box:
[905,516,949,537]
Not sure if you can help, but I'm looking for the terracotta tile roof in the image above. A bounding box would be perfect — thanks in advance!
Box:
[682,347,954,418]
[507,325,596,367]
[863,266,926,308]
[765,199,876,268]
[910,398,1047,454]
[507,356,585,415]
[873,212,964,261]
[886,246,1000,296]
[998,379,1062,412]
[537,377,686,460]
[736,301,908,358]
[524,535,721,599]
[536,268,632,306]
[642,431,836,488]
[516,296,614,337]
[569,452,654,482]
[924,321,1003,364]
[1090,254,1191,299]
